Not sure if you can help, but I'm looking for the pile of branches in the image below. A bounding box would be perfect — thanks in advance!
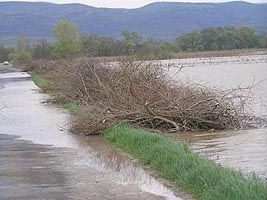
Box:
[50,57,253,135]
[24,59,62,73]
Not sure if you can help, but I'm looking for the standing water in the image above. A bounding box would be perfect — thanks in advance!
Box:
[162,54,267,178]
[0,70,191,200]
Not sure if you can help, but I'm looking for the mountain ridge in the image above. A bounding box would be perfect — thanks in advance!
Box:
[0,1,266,39]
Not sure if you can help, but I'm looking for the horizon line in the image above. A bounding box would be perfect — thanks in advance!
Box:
[0,0,265,9]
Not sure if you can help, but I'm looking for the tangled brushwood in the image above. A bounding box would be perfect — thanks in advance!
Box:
[41,58,256,135]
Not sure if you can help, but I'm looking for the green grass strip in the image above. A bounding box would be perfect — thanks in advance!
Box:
[29,71,48,88]
[104,124,267,200]
[62,101,83,114]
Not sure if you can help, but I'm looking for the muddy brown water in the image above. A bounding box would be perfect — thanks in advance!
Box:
[0,72,191,200]
[162,54,267,179]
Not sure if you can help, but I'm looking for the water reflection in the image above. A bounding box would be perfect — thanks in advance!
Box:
[0,72,189,200]
[71,135,185,199]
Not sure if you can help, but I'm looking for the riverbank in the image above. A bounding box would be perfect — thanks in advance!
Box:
[30,72,267,200]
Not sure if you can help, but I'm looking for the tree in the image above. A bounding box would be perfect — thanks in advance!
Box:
[136,38,171,60]
[8,34,32,63]
[201,27,218,50]
[239,27,259,48]
[53,20,81,58]
[121,30,142,55]
[175,26,264,52]
[32,39,54,59]
[0,46,14,62]
[9,51,32,63]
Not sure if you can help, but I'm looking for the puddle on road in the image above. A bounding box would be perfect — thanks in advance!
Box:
[0,72,188,200]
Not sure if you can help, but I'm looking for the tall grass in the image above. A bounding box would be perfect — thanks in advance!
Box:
[104,124,267,200]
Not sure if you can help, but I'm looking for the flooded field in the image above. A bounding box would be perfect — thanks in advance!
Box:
[0,54,266,199]
[171,129,267,178]
[0,72,191,200]
[163,54,267,178]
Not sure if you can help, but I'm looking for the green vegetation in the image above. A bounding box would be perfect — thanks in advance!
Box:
[29,71,48,88]
[0,46,14,62]
[7,34,32,63]
[176,26,267,51]
[2,20,266,62]
[31,39,54,60]
[9,50,32,63]
[52,95,84,115]
[53,20,81,58]
[34,25,267,60]
[104,124,267,200]
[63,102,83,114]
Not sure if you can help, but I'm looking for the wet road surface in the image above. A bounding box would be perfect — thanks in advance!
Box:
[0,70,191,200]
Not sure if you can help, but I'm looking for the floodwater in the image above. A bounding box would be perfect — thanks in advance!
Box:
[0,71,191,200]
[162,54,267,178]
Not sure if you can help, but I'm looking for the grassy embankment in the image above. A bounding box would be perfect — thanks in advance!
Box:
[30,72,267,200]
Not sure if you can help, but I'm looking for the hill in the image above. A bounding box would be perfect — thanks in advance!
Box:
[0,1,266,40]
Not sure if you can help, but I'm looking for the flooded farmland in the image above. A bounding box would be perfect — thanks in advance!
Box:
[162,54,267,178]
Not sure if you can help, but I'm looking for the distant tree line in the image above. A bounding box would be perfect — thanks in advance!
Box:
[176,26,267,51]
[0,46,14,62]
[1,20,267,62]
[31,23,267,60]
[30,21,175,60]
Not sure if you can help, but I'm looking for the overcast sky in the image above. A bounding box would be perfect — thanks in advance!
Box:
[0,0,266,8]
